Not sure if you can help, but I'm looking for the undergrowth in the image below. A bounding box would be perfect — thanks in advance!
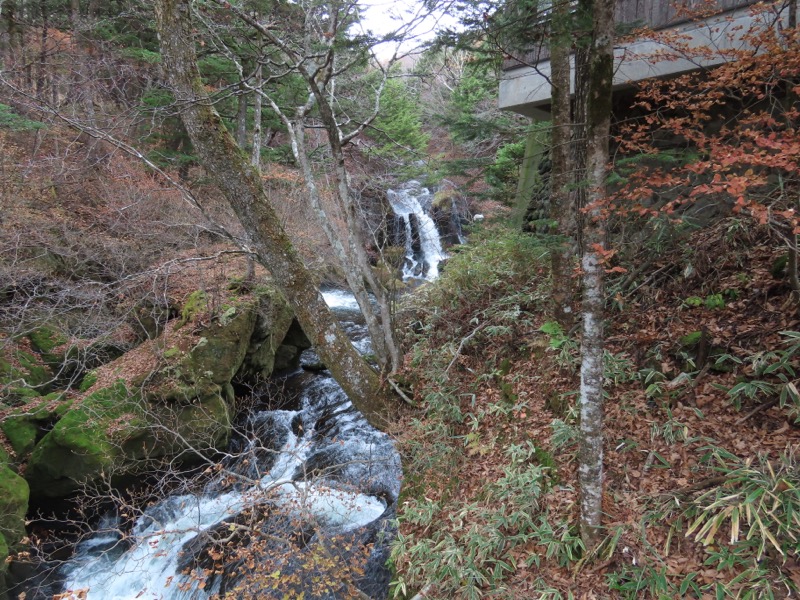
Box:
[392,220,800,599]
[392,226,582,598]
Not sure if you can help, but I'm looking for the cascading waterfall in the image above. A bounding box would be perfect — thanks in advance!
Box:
[57,295,400,600]
[387,181,446,281]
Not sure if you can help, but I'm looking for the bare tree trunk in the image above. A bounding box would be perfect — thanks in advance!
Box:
[577,0,614,548]
[235,83,247,149]
[250,56,262,169]
[155,0,395,429]
[1,0,24,88]
[549,0,576,329]
[36,0,48,97]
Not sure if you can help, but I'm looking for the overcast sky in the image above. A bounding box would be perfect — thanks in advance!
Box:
[355,0,460,57]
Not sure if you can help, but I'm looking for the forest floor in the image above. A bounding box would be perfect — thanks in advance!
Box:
[390,218,800,599]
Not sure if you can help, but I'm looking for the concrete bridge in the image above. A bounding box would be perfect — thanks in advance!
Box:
[499,0,794,119]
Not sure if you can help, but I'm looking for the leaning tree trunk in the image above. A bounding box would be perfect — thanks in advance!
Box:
[577,0,614,548]
[154,0,395,429]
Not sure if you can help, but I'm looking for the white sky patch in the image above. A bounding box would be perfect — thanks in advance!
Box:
[353,0,462,59]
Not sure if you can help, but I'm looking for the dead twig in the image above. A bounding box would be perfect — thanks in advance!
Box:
[445,323,486,373]
[388,377,416,407]
[735,397,781,424]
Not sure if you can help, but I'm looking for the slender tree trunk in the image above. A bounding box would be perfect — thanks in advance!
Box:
[235,83,248,149]
[289,115,398,372]
[37,0,48,97]
[549,0,576,329]
[313,83,402,373]
[250,57,262,169]
[2,0,23,85]
[155,0,395,429]
[577,0,614,548]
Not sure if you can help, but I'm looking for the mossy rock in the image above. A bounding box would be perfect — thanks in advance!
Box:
[154,392,231,455]
[237,290,295,380]
[0,349,52,398]
[0,457,29,554]
[432,188,457,210]
[23,281,294,499]
[27,326,67,357]
[0,419,36,460]
[185,305,259,386]
[26,380,231,498]
[79,371,98,393]
[271,320,312,372]
[369,264,407,292]
[25,381,149,496]
[176,290,208,329]
[0,392,69,459]
[132,299,176,340]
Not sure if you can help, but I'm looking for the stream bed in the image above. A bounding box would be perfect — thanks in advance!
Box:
[55,290,401,599]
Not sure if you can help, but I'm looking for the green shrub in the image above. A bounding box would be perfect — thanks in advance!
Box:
[0,104,45,131]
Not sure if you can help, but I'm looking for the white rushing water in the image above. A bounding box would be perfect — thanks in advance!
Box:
[322,289,361,311]
[387,181,446,281]
[59,294,400,600]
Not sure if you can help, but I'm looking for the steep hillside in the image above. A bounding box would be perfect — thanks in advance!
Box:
[391,220,800,599]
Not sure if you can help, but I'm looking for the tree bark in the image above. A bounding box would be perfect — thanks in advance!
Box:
[235,82,248,149]
[549,0,576,329]
[577,0,614,548]
[250,56,262,169]
[154,0,395,429]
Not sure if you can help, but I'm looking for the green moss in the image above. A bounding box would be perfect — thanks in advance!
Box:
[11,350,50,389]
[0,418,37,457]
[26,381,146,496]
[177,290,208,328]
[162,348,180,359]
[432,188,457,210]
[79,370,98,392]
[8,387,39,399]
[28,327,67,355]
[680,331,703,347]
[183,307,258,386]
[0,391,67,457]
[0,460,29,546]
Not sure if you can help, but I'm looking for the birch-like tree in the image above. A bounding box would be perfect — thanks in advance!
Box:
[576,0,614,546]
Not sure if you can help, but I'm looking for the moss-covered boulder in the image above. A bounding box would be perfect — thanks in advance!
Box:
[0,340,53,403]
[236,285,296,379]
[0,392,69,460]
[22,279,299,498]
[0,449,29,594]
[24,380,231,497]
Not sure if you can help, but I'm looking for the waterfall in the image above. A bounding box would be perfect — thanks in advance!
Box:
[56,296,401,600]
[387,181,446,281]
